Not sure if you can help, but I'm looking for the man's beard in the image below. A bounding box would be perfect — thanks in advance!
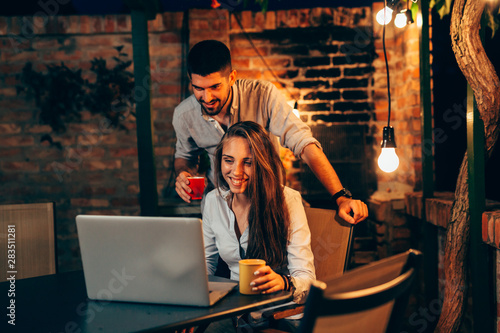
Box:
[200,101,223,116]
[199,87,232,117]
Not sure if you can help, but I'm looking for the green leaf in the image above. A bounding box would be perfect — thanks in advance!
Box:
[485,8,500,38]
[411,2,418,23]
[439,0,453,18]
[251,0,268,13]
[430,0,452,18]
[429,0,444,11]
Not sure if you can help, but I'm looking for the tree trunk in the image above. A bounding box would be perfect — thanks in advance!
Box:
[449,0,500,155]
[435,0,500,332]
[435,155,469,332]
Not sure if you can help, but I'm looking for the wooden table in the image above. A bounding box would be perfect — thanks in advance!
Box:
[0,270,292,332]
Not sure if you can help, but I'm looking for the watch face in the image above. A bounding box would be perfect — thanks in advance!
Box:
[344,188,352,198]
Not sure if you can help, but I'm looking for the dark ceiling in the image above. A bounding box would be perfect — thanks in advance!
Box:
[1,0,376,16]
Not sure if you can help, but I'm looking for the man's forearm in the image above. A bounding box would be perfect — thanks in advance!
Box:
[302,143,368,223]
[301,143,344,197]
[174,158,198,176]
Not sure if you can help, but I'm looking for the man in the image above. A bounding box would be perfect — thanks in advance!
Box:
[173,40,367,224]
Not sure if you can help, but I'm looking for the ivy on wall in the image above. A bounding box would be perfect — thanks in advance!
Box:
[18,46,135,147]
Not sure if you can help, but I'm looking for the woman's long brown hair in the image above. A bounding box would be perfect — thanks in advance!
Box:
[214,121,290,268]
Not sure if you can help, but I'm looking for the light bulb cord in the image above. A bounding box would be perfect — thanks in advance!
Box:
[383,0,391,128]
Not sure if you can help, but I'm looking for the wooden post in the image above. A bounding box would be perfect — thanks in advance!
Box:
[419,0,438,322]
[467,83,494,333]
[130,9,158,216]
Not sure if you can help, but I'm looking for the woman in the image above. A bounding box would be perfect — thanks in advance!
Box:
[203,121,315,323]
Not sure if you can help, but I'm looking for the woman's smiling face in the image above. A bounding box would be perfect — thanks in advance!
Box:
[221,137,253,195]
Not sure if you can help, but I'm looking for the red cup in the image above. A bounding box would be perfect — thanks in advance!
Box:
[186,177,205,200]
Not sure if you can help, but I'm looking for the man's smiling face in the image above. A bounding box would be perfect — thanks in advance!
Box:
[190,70,236,117]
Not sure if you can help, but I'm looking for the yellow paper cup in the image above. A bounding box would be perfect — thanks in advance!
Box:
[239,259,266,295]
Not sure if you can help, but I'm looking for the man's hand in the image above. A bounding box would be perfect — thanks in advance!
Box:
[301,144,368,224]
[337,197,368,224]
[175,171,193,203]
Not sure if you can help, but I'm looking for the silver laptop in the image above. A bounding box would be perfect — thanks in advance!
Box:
[76,215,237,307]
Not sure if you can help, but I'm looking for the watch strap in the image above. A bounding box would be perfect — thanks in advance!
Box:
[331,188,352,207]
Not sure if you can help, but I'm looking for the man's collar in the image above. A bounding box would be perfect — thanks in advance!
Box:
[230,83,238,115]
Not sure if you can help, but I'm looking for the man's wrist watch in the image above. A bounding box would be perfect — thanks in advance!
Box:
[331,188,352,207]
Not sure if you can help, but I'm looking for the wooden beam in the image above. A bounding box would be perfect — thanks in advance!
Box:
[124,0,160,20]
[419,0,438,321]
[130,9,158,216]
[419,0,433,199]
[467,83,494,333]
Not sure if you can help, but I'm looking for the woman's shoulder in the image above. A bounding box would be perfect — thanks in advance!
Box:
[205,188,218,200]
[283,186,303,203]
[203,189,231,220]
[205,188,220,202]
[283,185,301,197]
[205,188,231,203]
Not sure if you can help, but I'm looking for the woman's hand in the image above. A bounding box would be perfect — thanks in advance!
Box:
[250,266,285,294]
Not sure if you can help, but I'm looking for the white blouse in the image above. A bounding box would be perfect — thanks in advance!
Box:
[202,186,316,304]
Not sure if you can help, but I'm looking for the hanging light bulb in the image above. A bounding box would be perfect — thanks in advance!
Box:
[379,148,399,173]
[395,1,414,29]
[378,127,399,173]
[376,6,393,25]
[394,11,408,28]
[378,0,400,173]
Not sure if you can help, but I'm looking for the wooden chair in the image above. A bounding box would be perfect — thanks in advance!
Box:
[295,249,421,333]
[304,206,353,281]
[262,206,353,323]
[0,203,57,281]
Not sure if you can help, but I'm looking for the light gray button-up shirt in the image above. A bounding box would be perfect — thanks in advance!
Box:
[172,79,320,186]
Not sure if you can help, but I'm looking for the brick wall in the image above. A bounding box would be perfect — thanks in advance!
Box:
[227,7,377,200]
[228,7,373,124]
[0,13,185,271]
[0,4,424,272]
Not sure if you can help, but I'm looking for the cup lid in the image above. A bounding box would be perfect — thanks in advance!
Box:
[239,259,266,265]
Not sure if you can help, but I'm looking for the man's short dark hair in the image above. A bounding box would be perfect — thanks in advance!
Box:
[187,40,232,77]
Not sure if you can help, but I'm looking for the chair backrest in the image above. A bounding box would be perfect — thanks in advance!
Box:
[259,207,353,323]
[299,249,422,333]
[304,207,352,281]
[0,203,57,281]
